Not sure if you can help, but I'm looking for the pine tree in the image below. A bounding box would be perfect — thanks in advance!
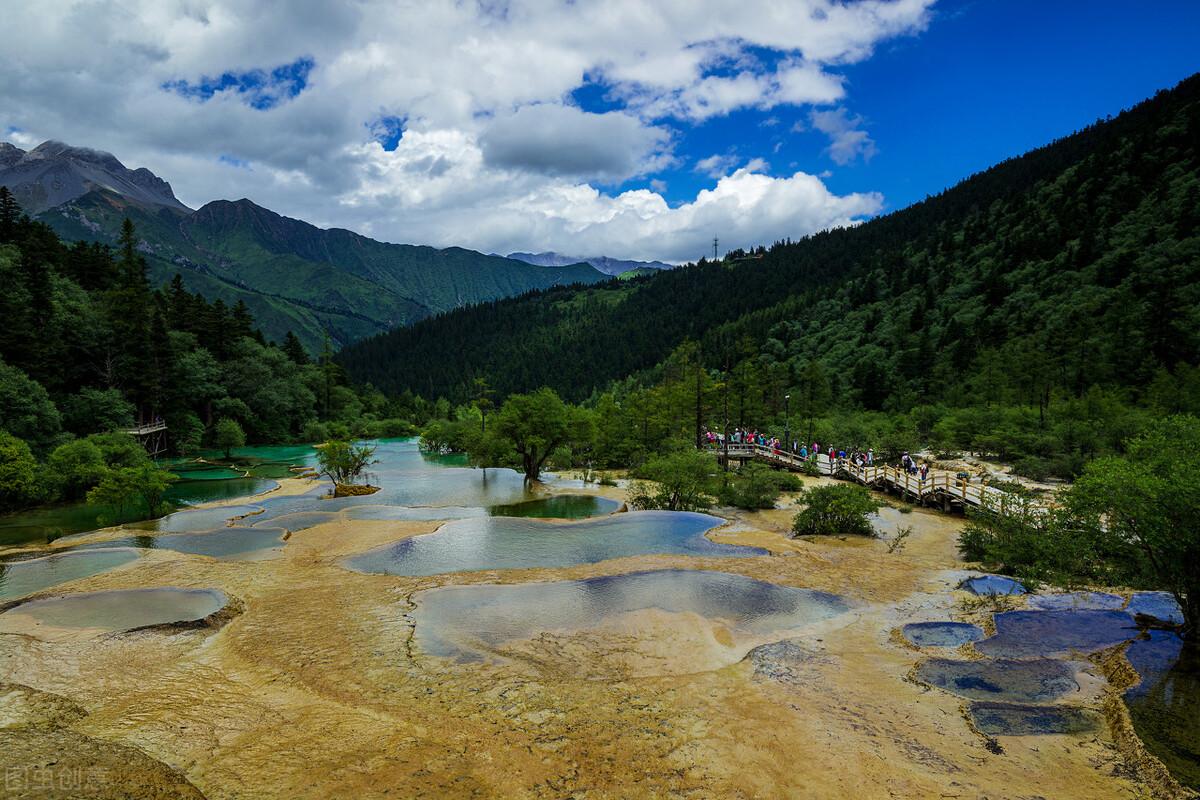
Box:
[282,331,309,365]
[231,300,254,340]
[0,186,22,244]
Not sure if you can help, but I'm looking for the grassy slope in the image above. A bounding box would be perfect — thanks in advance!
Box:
[40,194,605,350]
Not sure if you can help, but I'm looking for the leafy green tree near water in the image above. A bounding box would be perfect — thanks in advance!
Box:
[86,463,176,524]
[485,388,588,481]
[0,431,41,510]
[962,415,1200,642]
[215,418,246,459]
[316,440,378,486]
[1064,417,1200,640]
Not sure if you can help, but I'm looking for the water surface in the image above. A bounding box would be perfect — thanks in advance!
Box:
[902,621,984,648]
[0,587,227,640]
[344,511,758,576]
[959,575,1026,596]
[968,702,1100,735]
[76,528,287,561]
[411,569,850,662]
[1124,631,1200,789]
[1027,592,1125,611]
[915,657,1080,702]
[975,609,1136,658]
[488,495,620,519]
[0,549,142,601]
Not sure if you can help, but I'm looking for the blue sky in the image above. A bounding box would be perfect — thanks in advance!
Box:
[616,0,1200,215]
[4,0,1198,261]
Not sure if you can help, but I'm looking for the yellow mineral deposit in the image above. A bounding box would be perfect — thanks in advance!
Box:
[0,473,1186,799]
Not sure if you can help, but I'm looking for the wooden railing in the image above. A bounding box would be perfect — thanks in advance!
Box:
[714,444,1037,514]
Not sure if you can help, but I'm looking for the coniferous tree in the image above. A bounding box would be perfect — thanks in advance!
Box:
[282,331,309,365]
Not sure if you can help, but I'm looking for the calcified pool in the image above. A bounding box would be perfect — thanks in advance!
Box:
[915,657,1081,702]
[76,527,288,561]
[343,511,761,576]
[0,587,228,641]
[0,548,142,601]
[410,569,851,668]
[975,609,1138,658]
[901,621,985,648]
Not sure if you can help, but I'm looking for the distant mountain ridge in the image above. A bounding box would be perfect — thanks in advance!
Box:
[507,251,674,275]
[0,141,189,214]
[0,141,606,350]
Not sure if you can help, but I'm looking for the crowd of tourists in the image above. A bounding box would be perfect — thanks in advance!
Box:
[703,428,932,480]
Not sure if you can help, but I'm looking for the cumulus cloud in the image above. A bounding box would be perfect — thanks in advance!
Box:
[809,107,879,165]
[479,105,671,182]
[0,0,931,261]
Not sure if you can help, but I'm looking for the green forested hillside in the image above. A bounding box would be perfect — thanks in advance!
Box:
[0,201,434,514]
[340,73,1200,448]
[38,193,605,350]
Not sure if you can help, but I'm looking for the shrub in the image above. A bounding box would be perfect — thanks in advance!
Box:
[0,431,42,510]
[791,484,881,537]
[628,449,715,511]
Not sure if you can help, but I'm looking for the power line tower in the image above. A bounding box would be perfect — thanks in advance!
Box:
[712,237,719,261]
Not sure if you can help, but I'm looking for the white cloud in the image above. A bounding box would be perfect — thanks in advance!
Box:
[694,153,739,178]
[809,107,879,165]
[0,0,931,261]
[479,105,671,182]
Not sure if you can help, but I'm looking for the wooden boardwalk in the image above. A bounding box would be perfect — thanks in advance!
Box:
[715,443,1035,514]
[122,421,169,458]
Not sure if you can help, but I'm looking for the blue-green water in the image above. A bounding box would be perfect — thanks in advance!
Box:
[0,587,228,638]
[410,569,850,662]
[0,548,143,602]
[488,495,621,519]
[343,511,760,577]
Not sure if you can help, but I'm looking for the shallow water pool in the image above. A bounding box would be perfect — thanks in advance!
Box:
[901,621,984,648]
[915,657,1080,702]
[0,548,142,601]
[343,511,761,576]
[411,569,850,662]
[959,574,1026,596]
[0,587,228,640]
[76,527,287,561]
[488,495,621,519]
[968,701,1100,735]
[975,609,1137,658]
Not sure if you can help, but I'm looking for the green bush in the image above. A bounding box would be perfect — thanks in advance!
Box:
[791,484,881,537]
[628,449,715,511]
[0,431,42,510]
[718,462,783,510]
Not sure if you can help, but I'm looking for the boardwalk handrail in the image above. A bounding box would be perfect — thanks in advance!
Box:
[714,443,1038,514]
[123,422,168,436]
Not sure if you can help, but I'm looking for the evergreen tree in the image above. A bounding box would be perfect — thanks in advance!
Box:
[282,331,309,365]
[0,186,21,244]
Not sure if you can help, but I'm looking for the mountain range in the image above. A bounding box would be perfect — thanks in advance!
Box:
[338,73,1200,408]
[0,141,607,350]
[506,251,674,276]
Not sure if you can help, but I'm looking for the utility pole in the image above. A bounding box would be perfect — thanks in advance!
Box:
[712,237,719,261]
